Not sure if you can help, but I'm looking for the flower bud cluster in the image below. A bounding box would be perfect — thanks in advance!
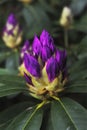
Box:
[19,30,67,99]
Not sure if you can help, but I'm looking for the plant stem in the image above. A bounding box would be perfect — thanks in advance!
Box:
[36,100,48,110]
[51,95,60,101]
[64,28,68,48]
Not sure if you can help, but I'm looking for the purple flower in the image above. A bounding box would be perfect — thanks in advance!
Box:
[6,13,18,27]
[24,73,32,85]
[21,40,30,53]
[55,50,67,70]
[20,40,30,64]
[41,46,51,63]
[32,35,42,56]
[40,29,55,53]
[19,29,67,99]
[46,57,59,81]
[24,53,41,77]
[2,13,22,48]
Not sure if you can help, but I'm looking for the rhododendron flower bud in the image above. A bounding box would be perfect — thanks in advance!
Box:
[19,30,67,99]
[2,13,22,48]
[60,7,73,28]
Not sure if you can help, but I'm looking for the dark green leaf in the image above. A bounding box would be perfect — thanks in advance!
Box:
[66,80,87,93]
[0,75,28,97]
[0,121,11,130]
[51,98,87,130]
[6,106,43,130]
[69,58,87,74]
[73,13,87,32]
[46,114,54,130]
[5,51,19,72]
[38,0,55,14]
[0,102,33,125]
[0,52,11,63]
[76,36,87,59]
[69,70,87,81]
[0,68,15,75]
[22,4,51,39]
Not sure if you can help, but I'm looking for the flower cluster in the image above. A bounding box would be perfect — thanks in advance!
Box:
[2,13,22,48]
[19,30,67,99]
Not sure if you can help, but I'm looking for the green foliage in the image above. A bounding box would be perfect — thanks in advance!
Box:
[21,4,52,39]
[0,75,27,97]
[5,107,43,130]
[73,14,87,33]
[51,98,87,130]
[0,0,87,129]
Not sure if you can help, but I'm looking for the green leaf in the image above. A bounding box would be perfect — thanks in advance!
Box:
[46,114,54,130]
[6,106,43,130]
[66,80,87,93]
[51,98,87,130]
[22,4,51,39]
[0,102,33,126]
[0,75,28,97]
[38,0,55,14]
[5,51,19,72]
[0,68,15,75]
[68,58,87,82]
[69,58,87,74]
[69,70,87,81]
[0,52,11,63]
[73,13,87,32]
[0,121,11,130]
[76,36,87,59]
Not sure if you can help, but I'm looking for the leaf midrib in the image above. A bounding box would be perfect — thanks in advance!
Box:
[58,99,78,130]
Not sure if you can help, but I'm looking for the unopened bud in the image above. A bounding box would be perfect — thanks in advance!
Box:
[60,7,73,28]
[2,14,22,49]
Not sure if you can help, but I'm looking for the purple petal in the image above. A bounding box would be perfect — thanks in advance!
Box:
[3,27,14,36]
[21,40,30,53]
[24,73,33,85]
[41,46,52,62]
[46,57,59,81]
[24,53,41,77]
[55,50,67,70]
[20,40,30,64]
[50,42,56,53]
[40,30,55,53]
[32,35,42,56]
[7,13,17,26]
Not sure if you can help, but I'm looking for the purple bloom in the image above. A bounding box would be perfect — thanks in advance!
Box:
[19,29,67,99]
[20,40,30,64]
[40,29,53,46]
[46,57,58,81]
[55,50,67,70]
[21,40,30,53]
[2,13,22,48]
[41,46,51,62]
[40,29,55,53]
[21,30,67,80]
[24,53,41,77]
[32,35,42,56]
[24,73,33,85]
[6,13,18,27]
